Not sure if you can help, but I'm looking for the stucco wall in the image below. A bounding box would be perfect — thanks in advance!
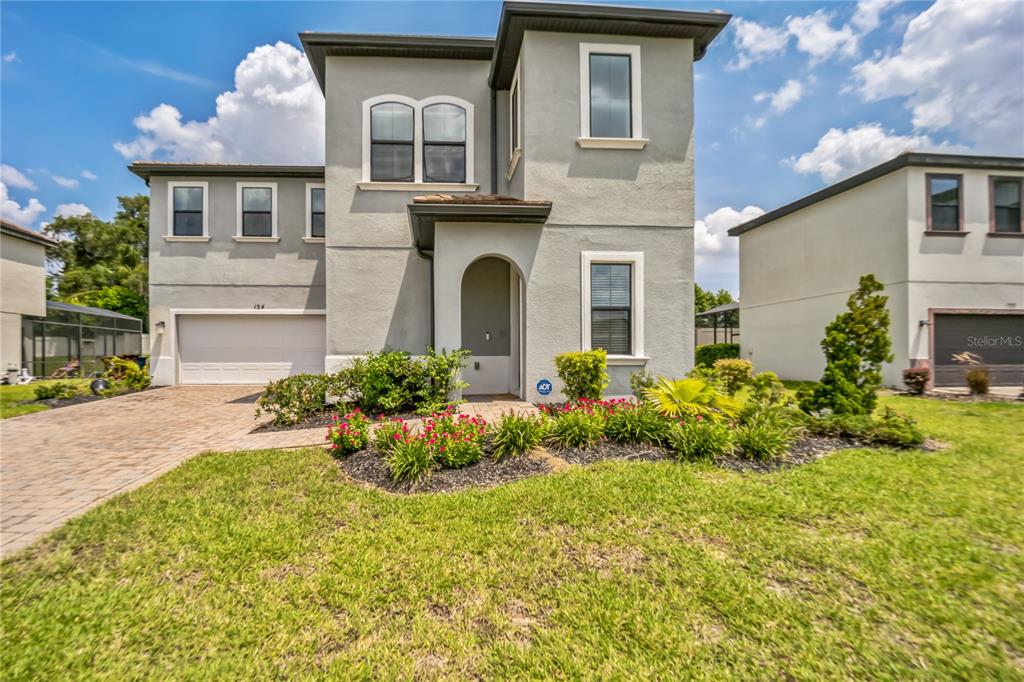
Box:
[323,56,492,362]
[147,176,326,384]
[737,170,910,384]
[1,233,48,372]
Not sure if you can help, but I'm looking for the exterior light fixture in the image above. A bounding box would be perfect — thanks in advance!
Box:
[155,321,166,332]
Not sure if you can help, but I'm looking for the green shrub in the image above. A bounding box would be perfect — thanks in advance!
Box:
[629,369,655,398]
[734,412,796,461]
[424,411,487,469]
[746,371,791,410]
[373,418,408,456]
[256,373,338,426]
[902,367,930,395]
[695,343,739,368]
[643,377,740,422]
[33,381,81,401]
[418,347,470,408]
[713,358,753,395]
[345,348,469,415]
[547,409,604,448]
[667,418,734,461]
[804,408,922,448]
[872,407,925,447]
[492,412,550,460]
[604,403,670,445]
[103,356,151,392]
[554,350,609,401]
[385,436,435,483]
[804,413,875,439]
[327,410,371,458]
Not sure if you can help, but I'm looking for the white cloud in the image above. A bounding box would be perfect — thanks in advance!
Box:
[1,164,36,190]
[54,203,92,218]
[51,175,80,190]
[695,205,765,292]
[80,170,99,181]
[728,18,789,70]
[2,52,17,64]
[754,79,805,115]
[849,0,1024,153]
[787,122,969,183]
[851,0,900,33]
[786,10,859,63]
[1,182,47,225]
[114,41,325,164]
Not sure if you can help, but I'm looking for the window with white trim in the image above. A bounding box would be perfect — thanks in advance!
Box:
[306,183,325,239]
[361,94,475,187]
[166,181,208,238]
[578,43,644,146]
[509,61,521,160]
[581,251,644,358]
[235,182,278,238]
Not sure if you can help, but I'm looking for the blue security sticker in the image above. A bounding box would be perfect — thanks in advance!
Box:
[536,379,552,396]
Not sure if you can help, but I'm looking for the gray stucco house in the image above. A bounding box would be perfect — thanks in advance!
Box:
[130,1,729,402]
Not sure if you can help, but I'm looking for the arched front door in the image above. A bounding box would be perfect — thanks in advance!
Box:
[460,256,522,396]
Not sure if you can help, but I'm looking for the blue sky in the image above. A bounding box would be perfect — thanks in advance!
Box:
[2,0,1022,293]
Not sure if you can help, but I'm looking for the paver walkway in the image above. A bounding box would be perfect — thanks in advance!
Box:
[0,385,324,557]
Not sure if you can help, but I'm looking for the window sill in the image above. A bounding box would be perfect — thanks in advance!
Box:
[576,137,648,150]
[987,231,1024,238]
[163,235,210,242]
[357,181,479,192]
[506,149,522,181]
[923,230,967,237]
[302,237,326,243]
[606,355,649,366]
[233,236,280,243]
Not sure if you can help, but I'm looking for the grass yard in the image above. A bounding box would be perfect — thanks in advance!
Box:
[2,395,1022,678]
[0,380,90,419]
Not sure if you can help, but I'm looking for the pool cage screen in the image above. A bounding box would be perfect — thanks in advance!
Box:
[21,301,143,377]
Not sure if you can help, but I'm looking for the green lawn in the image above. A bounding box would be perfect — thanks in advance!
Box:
[3,396,1022,678]
[0,380,90,419]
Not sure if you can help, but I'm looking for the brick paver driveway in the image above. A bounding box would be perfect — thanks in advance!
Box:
[0,385,324,557]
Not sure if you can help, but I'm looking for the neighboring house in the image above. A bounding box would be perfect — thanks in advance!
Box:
[130,1,729,400]
[729,153,1024,389]
[0,220,58,380]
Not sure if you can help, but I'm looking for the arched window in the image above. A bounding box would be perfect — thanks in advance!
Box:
[422,103,466,183]
[370,102,414,182]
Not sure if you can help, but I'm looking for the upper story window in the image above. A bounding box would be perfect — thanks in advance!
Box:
[370,102,414,182]
[991,176,1022,233]
[235,182,278,240]
[307,183,326,239]
[581,251,645,358]
[166,181,208,240]
[422,103,466,183]
[360,94,476,188]
[578,43,645,149]
[926,174,962,232]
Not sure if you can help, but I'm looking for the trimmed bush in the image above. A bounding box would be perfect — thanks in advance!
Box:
[33,381,81,401]
[804,408,924,448]
[327,410,371,458]
[746,371,791,409]
[629,369,655,398]
[492,412,550,460]
[695,343,739,368]
[713,358,753,396]
[667,418,734,461]
[547,409,605,448]
[872,407,925,447]
[257,373,344,427]
[902,367,930,395]
[554,350,609,401]
[734,413,796,462]
[604,402,670,445]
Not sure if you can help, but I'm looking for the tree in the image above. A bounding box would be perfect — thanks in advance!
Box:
[45,195,149,320]
[799,274,893,415]
[695,284,737,329]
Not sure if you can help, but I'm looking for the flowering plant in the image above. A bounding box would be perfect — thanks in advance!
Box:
[326,409,371,458]
[420,408,488,468]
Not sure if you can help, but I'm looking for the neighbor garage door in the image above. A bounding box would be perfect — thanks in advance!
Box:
[933,313,1023,387]
[177,315,325,384]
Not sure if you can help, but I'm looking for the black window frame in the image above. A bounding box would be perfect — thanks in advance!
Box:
[240,186,274,237]
[370,101,415,183]
[171,185,204,237]
[422,103,467,184]
[589,52,632,139]
[926,173,963,233]
[590,262,632,355]
[990,176,1023,234]
[309,186,325,238]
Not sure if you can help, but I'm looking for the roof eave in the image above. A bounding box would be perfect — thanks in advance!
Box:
[407,201,551,250]
[128,163,326,182]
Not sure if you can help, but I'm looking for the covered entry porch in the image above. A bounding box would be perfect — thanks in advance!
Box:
[409,194,551,398]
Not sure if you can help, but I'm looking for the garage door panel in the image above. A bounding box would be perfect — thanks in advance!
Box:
[178,315,325,385]
[933,313,1023,387]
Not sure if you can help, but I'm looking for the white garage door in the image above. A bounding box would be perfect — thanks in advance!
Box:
[178,315,326,384]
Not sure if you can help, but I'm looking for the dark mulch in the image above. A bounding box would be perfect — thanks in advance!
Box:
[552,440,675,465]
[252,409,421,433]
[338,448,551,494]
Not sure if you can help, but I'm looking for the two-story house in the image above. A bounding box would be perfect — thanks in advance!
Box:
[130,1,729,401]
[729,152,1024,389]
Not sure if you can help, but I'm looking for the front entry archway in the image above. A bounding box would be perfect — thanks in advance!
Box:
[460,256,522,395]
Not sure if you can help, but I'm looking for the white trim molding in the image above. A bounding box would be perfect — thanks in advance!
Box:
[305,181,325,239]
[579,42,643,143]
[166,180,209,238]
[360,93,475,187]
[576,137,648,150]
[580,250,645,359]
[235,181,278,238]
[508,59,522,172]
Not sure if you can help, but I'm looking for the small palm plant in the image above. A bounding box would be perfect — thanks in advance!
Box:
[643,377,740,421]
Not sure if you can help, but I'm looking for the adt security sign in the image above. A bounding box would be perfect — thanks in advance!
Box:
[536,379,552,396]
